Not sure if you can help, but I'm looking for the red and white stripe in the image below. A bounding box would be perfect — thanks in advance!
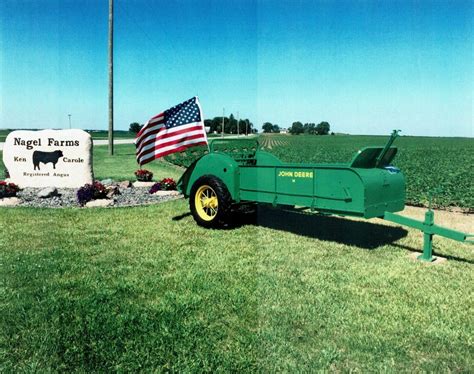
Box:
[135,108,207,166]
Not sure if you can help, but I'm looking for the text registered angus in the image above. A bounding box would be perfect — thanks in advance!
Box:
[32,150,64,170]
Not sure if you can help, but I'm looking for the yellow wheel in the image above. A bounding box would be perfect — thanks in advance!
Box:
[194,185,218,221]
[190,175,232,228]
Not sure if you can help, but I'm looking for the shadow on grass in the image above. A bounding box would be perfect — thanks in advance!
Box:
[172,206,473,261]
[234,205,408,250]
[172,212,192,221]
[392,243,474,264]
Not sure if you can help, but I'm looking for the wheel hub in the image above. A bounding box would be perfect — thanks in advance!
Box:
[202,196,217,209]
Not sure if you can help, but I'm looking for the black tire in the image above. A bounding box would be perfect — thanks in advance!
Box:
[189,175,233,228]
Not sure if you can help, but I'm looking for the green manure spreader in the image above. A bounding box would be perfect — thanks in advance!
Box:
[177,131,472,262]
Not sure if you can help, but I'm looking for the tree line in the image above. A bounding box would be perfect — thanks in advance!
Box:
[129,114,256,135]
[262,123,281,133]
[129,118,331,136]
[263,121,331,135]
[204,114,256,135]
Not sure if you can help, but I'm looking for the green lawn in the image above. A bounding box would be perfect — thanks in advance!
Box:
[1,140,473,371]
[1,201,473,371]
[92,144,182,181]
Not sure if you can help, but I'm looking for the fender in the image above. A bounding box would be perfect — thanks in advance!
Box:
[177,153,240,202]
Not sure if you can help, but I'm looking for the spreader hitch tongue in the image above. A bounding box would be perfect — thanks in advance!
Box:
[383,209,472,262]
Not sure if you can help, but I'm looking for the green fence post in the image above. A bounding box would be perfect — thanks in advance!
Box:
[419,210,435,262]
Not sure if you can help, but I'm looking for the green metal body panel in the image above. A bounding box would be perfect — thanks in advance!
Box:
[178,150,405,219]
[238,151,405,218]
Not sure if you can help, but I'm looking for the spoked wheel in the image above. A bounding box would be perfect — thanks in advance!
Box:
[195,185,218,221]
[190,175,232,228]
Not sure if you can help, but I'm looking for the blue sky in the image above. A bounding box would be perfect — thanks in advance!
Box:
[1,0,472,136]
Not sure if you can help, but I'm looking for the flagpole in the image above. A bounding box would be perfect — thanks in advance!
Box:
[108,0,114,155]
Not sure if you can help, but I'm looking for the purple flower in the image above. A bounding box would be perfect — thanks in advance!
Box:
[149,182,162,194]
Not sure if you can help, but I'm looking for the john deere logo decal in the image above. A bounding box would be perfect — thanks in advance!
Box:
[278,170,314,178]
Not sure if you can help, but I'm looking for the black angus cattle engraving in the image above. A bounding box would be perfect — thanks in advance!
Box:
[32,150,64,170]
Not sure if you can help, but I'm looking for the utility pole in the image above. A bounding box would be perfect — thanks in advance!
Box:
[68,114,72,129]
[108,0,114,155]
[221,108,225,138]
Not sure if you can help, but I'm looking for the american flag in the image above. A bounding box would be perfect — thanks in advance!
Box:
[135,97,208,166]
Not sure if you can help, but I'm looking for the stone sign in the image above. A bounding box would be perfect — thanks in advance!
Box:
[3,129,93,188]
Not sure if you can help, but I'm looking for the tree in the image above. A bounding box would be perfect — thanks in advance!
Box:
[229,113,237,134]
[272,124,280,133]
[203,116,255,135]
[204,119,213,134]
[316,121,330,135]
[222,116,230,134]
[204,119,213,129]
[129,122,143,134]
[262,122,273,133]
[243,119,254,135]
[303,123,316,135]
[289,121,304,135]
[207,117,225,133]
[238,119,246,134]
[210,117,221,133]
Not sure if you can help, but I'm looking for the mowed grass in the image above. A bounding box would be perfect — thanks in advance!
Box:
[92,144,183,181]
[1,201,473,371]
[1,137,473,371]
